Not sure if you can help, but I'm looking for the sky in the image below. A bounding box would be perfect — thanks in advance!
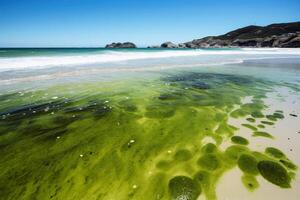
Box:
[0,0,299,47]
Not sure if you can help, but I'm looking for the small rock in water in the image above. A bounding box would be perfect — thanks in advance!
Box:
[130,139,135,143]
[289,114,298,117]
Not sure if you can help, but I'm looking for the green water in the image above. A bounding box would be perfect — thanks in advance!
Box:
[0,70,297,200]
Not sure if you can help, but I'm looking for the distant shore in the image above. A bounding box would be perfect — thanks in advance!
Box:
[106,22,300,49]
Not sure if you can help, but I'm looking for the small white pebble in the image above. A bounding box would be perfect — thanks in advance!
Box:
[44,107,49,112]
[132,185,137,189]
[130,139,135,143]
[56,136,60,139]
[32,111,36,114]
[80,154,83,157]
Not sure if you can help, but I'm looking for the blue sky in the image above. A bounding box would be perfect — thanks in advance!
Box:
[0,0,299,47]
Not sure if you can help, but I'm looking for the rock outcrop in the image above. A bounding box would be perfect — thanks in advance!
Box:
[185,22,300,48]
[159,22,300,48]
[161,42,178,48]
[105,42,136,48]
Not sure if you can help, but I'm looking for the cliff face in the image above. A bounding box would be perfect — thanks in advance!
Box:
[182,22,300,48]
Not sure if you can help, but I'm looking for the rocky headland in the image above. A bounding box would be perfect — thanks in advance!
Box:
[163,22,300,48]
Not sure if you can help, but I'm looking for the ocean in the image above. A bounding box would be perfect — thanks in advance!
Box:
[0,48,300,200]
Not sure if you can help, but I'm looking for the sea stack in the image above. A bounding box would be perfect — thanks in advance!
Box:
[105,42,137,48]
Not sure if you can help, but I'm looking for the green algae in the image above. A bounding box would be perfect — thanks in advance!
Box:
[265,147,285,158]
[231,136,249,145]
[241,174,259,191]
[225,145,249,161]
[0,72,297,200]
[253,131,273,138]
[261,121,274,125]
[201,143,217,153]
[242,124,257,131]
[237,154,259,175]
[279,159,297,171]
[197,154,221,171]
[257,124,265,128]
[246,118,256,123]
[174,149,193,161]
[257,161,291,188]
[168,176,201,200]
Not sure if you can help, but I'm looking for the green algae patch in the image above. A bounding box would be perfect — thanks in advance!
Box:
[156,160,172,170]
[253,131,273,139]
[279,159,297,171]
[257,124,265,128]
[197,154,220,171]
[261,121,274,125]
[231,136,249,145]
[238,154,259,175]
[0,72,297,200]
[201,143,217,153]
[225,145,249,161]
[258,161,291,188]
[194,171,211,188]
[169,176,201,200]
[251,111,264,118]
[246,118,256,123]
[241,175,259,191]
[174,149,193,161]
[265,147,285,159]
[242,124,257,131]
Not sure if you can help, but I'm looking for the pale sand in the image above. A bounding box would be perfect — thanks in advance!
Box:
[214,86,300,200]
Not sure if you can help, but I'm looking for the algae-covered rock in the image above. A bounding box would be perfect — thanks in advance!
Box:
[169,176,201,200]
[257,161,291,188]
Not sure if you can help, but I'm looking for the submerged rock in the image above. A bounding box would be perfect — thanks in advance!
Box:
[105,42,137,48]
[161,42,178,48]
[168,176,201,200]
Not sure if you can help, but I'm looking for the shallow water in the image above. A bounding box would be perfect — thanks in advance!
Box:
[0,48,300,200]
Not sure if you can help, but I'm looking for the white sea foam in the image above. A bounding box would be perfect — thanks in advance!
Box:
[0,48,300,71]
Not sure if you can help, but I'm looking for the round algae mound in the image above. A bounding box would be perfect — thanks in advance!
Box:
[197,154,220,171]
[265,147,285,159]
[174,149,193,161]
[231,136,249,145]
[238,154,258,175]
[257,161,291,188]
[169,176,201,200]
